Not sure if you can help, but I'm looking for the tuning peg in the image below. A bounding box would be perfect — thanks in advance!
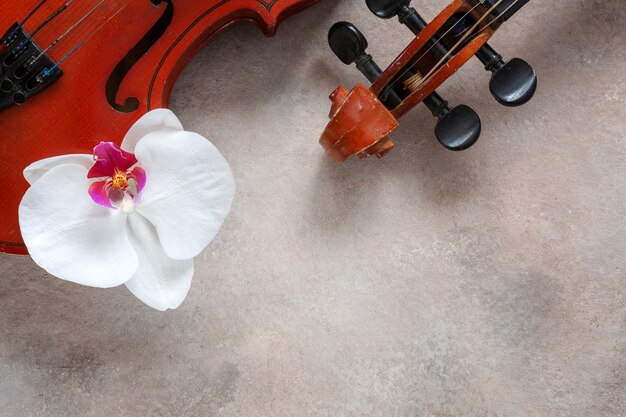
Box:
[366,0,425,31]
[328,22,403,107]
[475,45,537,106]
[444,11,537,106]
[328,22,381,84]
[434,104,481,151]
[420,90,480,151]
[366,0,409,19]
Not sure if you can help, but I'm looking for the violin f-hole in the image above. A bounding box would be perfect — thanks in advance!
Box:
[106,0,174,113]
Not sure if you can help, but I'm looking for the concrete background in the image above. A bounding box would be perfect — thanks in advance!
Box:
[1,0,625,415]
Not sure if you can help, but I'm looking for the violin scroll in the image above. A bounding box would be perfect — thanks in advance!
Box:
[320,0,537,162]
[326,21,481,157]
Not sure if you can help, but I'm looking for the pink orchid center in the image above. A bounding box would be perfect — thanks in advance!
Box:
[87,142,146,211]
[112,170,130,191]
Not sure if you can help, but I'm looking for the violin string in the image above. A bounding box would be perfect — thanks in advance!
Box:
[421,0,516,84]
[39,0,137,80]
[28,0,75,39]
[405,2,507,92]
[403,0,508,91]
[466,0,524,42]
[15,0,50,31]
[385,0,486,91]
[6,1,44,45]
[389,0,518,93]
[407,0,524,91]
[16,0,76,52]
[30,0,106,65]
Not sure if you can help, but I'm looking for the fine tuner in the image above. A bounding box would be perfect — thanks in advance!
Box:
[320,0,537,162]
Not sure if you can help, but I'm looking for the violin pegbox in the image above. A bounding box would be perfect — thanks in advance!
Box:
[321,22,399,162]
[320,0,538,163]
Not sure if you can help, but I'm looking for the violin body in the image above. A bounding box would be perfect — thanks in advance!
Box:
[0,0,318,255]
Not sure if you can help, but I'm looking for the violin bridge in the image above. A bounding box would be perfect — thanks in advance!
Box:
[0,23,62,111]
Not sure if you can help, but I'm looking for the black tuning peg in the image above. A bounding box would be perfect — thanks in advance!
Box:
[328,22,382,85]
[434,105,482,151]
[367,0,426,35]
[475,45,537,107]
[366,0,409,19]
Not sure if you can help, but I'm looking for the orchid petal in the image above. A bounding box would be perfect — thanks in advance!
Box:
[121,108,184,153]
[135,130,235,260]
[128,166,147,196]
[23,154,93,185]
[88,142,138,179]
[88,180,115,209]
[19,164,138,288]
[124,214,194,311]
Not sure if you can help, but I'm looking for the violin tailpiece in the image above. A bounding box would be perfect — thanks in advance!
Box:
[0,23,62,111]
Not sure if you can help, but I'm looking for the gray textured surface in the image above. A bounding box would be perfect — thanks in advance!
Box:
[1,1,625,416]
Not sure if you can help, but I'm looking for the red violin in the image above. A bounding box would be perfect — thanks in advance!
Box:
[0,0,317,255]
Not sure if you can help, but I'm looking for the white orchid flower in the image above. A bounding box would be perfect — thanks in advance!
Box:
[18,109,235,311]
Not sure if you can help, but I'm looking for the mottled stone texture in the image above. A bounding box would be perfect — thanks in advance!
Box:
[1,1,625,416]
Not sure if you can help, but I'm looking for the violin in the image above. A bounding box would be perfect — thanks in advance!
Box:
[320,0,537,162]
[0,0,318,255]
